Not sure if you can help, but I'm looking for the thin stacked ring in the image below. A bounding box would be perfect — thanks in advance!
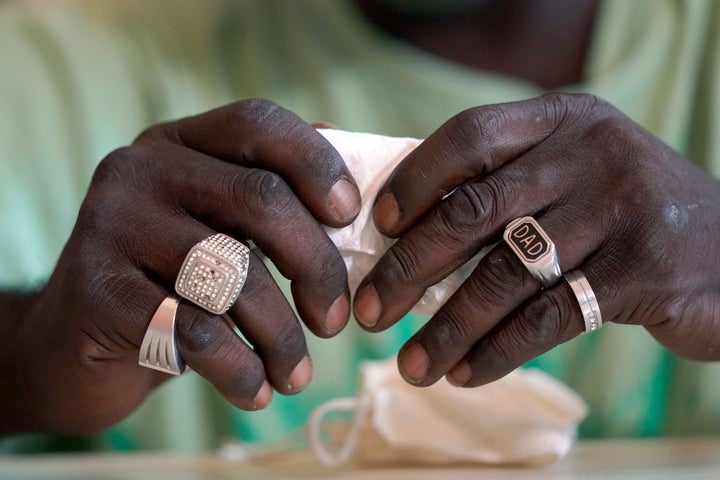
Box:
[565,269,603,334]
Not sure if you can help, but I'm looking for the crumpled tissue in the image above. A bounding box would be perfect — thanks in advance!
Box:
[319,128,484,314]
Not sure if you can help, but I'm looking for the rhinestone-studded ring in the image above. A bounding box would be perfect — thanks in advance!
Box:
[175,233,250,315]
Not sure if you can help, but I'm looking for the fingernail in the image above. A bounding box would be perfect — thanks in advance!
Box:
[329,178,361,222]
[313,121,339,129]
[253,381,273,410]
[326,294,349,334]
[288,355,313,393]
[374,192,400,233]
[446,361,471,387]
[354,283,381,328]
[399,343,429,384]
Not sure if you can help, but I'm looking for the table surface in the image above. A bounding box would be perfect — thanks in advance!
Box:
[1,437,720,480]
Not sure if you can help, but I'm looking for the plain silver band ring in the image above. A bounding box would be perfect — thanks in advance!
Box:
[503,216,562,288]
[565,269,603,334]
[138,293,186,375]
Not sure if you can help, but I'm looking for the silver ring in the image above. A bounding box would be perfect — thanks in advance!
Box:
[175,233,250,315]
[503,216,562,288]
[138,294,185,375]
[565,269,602,334]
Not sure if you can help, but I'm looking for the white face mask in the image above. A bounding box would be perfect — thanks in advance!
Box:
[310,357,588,468]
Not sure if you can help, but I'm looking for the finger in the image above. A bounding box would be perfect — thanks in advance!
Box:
[137,99,360,226]
[443,274,592,388]
[94,144,350,337]
[392,210,604,386]
[174,300,273,410]
[229,253,312,395]
[373,93,600,235]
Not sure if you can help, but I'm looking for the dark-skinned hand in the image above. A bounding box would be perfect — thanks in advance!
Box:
[0,100,360,435]
[353,93,720,387]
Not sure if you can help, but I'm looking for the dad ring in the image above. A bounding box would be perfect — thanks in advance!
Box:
[565,269,603,334]
[503,216,562,288]
[175,233,250,315]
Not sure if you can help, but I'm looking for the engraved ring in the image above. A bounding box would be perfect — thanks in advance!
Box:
[565,269,603,334]
[138,293,185,375]
[503,216,562,288]
[175,233,250,315]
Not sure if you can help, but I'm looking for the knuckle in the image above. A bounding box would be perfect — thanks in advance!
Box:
[521,293,573,343]
[236,169,295,221]
[384,240,424,285]
[228,98,281,131]
[76,190,129,238]
[133,123,173,144]
[76,148,155,266]
[440,178,508,237]
[437,184,489,237]
[485,331,516,369]
[455,105,506,141]
[92,146,138,186]
[176,309,225,355]
[541,92,600,122]
[589,115,649,156]
[433,310,476,347]
[470,248,528,308]
[297,243,346,286]
[219,353,267,400]
[264,324,306,366]
[313,250,347,284]
[447,107,504,172]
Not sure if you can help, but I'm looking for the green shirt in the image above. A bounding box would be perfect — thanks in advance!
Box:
[1,0,719,452]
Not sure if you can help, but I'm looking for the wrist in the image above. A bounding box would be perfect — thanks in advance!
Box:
[0,289,42,434]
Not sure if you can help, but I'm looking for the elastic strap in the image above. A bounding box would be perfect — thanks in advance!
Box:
[309,395,373,468]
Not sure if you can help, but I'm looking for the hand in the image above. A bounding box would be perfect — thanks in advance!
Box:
[1,99,360,434]
[352,93,720,387]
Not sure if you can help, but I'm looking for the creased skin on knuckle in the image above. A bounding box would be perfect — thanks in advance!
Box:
[316,251,347,285]
[441,184,490,235]
[435,310,476,348]
[75,191,136,251]
[133,122,175,145]
[472,250,527,309]
[236,169,295,222]
[226,99,282,156]
[384,240,424,286]
[448,107,503,174]
[92,146,138,187]
[483,331,517,373]
[296,245,346,292]
[455,105,504,143]
[229,98,281,130]
[491,295,565,359]
[176,310,224,355]
[259,326,306,373]
[524,294,572,344]
[541,92,601,131]
[436,179,507,245]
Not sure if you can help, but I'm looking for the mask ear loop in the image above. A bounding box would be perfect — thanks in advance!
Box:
[309,394,373,468]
